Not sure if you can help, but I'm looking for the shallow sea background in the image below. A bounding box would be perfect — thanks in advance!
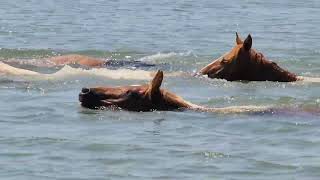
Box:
[0,0,320,179]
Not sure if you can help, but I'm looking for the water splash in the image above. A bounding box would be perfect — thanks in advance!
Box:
[0,62,40,76]
[0,62,154,81]
[50,66,154,80]
[138,51,194,62]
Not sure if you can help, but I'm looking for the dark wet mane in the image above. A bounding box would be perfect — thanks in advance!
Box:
[249,49,267,65]
[247,49,297,82]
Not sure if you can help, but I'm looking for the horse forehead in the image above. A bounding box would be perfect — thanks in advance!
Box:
[224,44,242,61]
[103,87,126,94]
[106,84,147,91]
[232,44,242,54]
[95,86,129,93]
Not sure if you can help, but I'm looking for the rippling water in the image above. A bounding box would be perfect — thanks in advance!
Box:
[1,0,320,179]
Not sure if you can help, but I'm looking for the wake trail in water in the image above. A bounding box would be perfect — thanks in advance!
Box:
[0,61,41,76]
[191,105,320,116]
[51,66,155,80]
[299,76,320,83]
[0,62,186,81]
[138,51,194,62]
[0,63,152,81]
[189,104,272,114]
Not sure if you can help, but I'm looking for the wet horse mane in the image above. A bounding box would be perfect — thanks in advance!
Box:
[245,48,298,82]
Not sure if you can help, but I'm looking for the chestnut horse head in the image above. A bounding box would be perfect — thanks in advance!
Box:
[79,70,193,111]
[198,33,297,82]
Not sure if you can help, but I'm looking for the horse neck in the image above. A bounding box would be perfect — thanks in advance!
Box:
[249,49,297,82]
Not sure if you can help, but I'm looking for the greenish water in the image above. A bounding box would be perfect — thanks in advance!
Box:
[1,0,320,179]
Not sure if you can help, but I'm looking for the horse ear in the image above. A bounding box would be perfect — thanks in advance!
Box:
[147,70,163,98]
[236,32,243,45]
[243,34,252,50]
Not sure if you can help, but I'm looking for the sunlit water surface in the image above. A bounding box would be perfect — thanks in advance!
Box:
[0,0,320,179]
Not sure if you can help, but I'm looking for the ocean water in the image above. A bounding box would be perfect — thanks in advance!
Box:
[1,0,320,179]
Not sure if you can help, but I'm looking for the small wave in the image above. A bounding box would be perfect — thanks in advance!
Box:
[49,66,153,80]
[138,51,194,62]
[0,61,40,76]
[0,48,58,59]
[3,58,55,67]
[49,66,184,80]
[193,105,272,114]
[0,62,154,81]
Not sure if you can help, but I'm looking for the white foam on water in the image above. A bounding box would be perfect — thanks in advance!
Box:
[0,62,154,81]
[0,61,40,76]
[47,66,184,81]
[50,66,153,80]
[208,105,271,113]
[299,76,320,83]
[191,105,272,113]
[139,51,193,62]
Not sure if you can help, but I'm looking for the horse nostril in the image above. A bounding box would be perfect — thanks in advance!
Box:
[81,87,90,94]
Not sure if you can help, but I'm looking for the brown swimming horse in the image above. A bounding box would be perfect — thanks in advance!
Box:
[79,70,270,112]
[198,33,300,82]
[79,70,196,111]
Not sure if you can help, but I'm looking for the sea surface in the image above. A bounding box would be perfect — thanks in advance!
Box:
[1,0,320,179]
